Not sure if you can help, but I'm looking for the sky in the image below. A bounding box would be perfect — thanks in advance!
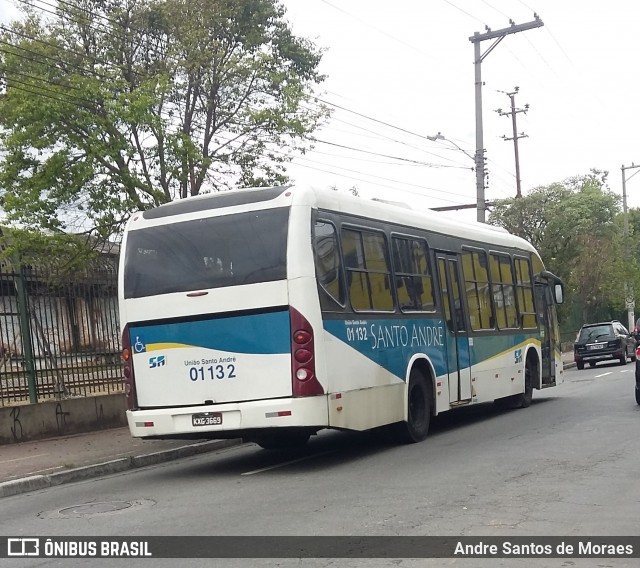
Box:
[1,0,640,224]
[277,0,640,222]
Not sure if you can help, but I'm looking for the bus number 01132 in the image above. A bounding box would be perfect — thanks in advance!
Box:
[346,326,368,342]
[189,365,237,381]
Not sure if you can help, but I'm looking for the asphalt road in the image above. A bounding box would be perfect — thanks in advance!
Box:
[2,362,639,568]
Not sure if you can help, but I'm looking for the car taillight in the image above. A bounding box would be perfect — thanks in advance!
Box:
[121,325,138,410]
[290,307,324,397]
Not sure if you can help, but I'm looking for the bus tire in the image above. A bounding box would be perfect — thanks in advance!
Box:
[514,359,534,408]
[394,368,432,444]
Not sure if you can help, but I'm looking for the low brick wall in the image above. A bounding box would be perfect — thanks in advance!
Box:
[0,394,127,445]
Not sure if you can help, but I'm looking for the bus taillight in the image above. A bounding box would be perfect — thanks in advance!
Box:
[121,325,138,410]
[290,307,324,397]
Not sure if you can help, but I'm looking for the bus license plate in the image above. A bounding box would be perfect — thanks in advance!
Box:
[192,412,223,427]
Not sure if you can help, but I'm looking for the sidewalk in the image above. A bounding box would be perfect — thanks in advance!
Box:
[0,427,241,498]
[1,355,577,499]
[562,350,576,369]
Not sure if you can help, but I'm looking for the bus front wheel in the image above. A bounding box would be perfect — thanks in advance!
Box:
[514,360,534,408]
[394,369,432,444]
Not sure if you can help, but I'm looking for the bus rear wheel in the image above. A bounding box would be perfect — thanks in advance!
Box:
[394,369,432,444]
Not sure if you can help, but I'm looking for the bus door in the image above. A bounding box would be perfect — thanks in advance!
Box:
[535,283,560,386]
[436,253,472,403]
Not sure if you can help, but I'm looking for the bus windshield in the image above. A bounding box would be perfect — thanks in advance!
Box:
[123,207,289,298]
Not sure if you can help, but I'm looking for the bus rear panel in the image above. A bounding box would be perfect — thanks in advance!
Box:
[119,188,328,441]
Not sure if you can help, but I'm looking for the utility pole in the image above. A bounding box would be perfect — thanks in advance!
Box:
[497,87,529,198]
[469,15,544,223]
[622,163,640,331]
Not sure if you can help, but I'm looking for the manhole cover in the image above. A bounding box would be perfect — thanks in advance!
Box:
[39,499,155,519]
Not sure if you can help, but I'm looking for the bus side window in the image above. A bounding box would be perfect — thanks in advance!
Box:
[490,253,518,329]
[313,221,345,310]
[515,257,537,328]
[342,227,394,312]
[392,236,435,312]
[462,249,493,330]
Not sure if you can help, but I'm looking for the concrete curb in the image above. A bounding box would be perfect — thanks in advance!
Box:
[0,438,241,499]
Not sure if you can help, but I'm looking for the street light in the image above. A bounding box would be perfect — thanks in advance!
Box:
[427,132,491,213]
[427,132,476,164]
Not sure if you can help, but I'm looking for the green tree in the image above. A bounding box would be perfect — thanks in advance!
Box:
[0,0,328,238]
[489,171,625,324]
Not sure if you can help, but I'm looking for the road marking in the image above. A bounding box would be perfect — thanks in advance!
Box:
[0,453,49,464]
[25,466,64,476]
[595,372,612,378]
[241,450,338,476]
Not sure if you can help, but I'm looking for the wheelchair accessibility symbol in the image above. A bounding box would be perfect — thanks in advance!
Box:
[514,348,523,364]
[133,336,146,353]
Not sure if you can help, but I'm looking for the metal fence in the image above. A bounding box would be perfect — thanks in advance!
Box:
[0,263,123,406]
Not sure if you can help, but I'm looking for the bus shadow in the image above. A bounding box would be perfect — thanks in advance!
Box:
[428,396,554,436]
[160,398,558,480]
[165,430,399,479]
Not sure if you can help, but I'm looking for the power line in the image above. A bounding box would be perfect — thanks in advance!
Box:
[1,3,478,207]
[515,0,535,12]
[15,0,125,38]
[288,159,472,207]
[317,97,440,144]
[441,0,485,25]
[318,0,430,57]
[479,0,511,20]
[522,34,559,77]
[543,26,575,66]
[49,0,126,28]
[309,100,472,166]
[4,80,85,107]
[11,0,155,79]
[3,67,95,101]
[5,76,95,108]
[0,24,110,79]
[0,38,100,77]
[308,148,427,168]
[313,139,472,170]
[304,106,467,166]
[0,78,476,208]
[204,131,475,204]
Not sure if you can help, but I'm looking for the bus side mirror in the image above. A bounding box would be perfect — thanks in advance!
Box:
[554,284,564,304]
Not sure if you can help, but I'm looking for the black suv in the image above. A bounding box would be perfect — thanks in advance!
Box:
[574,321,637,370]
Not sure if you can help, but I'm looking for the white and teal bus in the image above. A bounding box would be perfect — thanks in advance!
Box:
[119,185,563,449]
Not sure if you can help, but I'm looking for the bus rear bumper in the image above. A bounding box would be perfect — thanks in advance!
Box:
[126,396,329,439]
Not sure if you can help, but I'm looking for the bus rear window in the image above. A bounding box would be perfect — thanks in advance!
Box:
[123,208,289,298]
